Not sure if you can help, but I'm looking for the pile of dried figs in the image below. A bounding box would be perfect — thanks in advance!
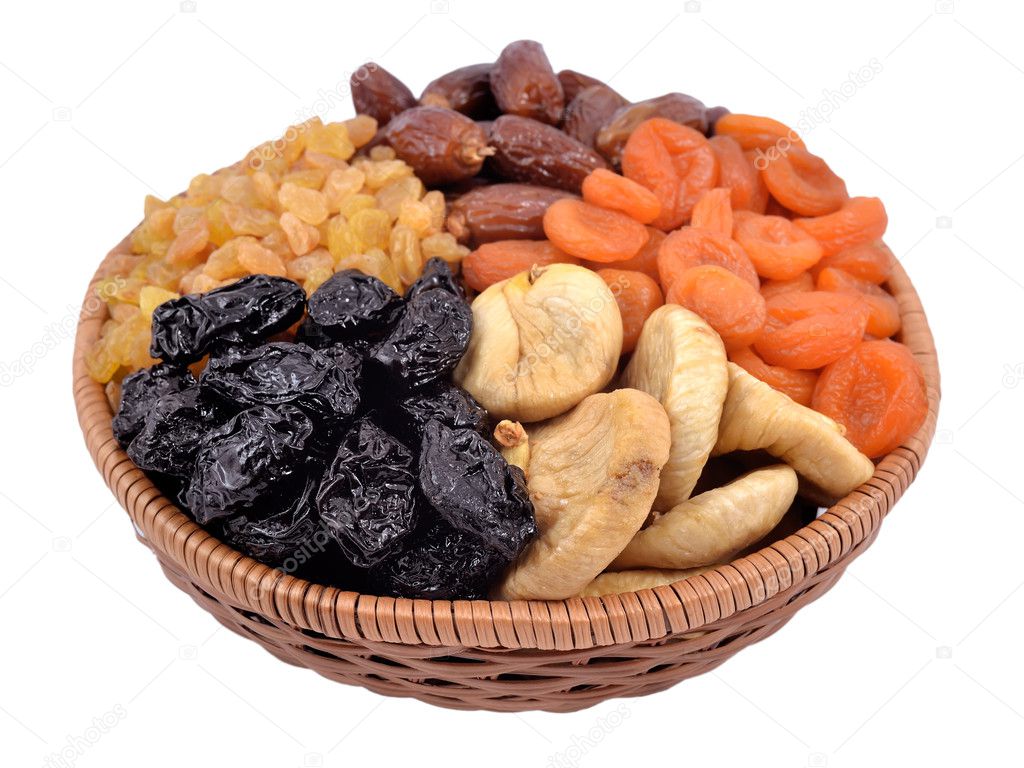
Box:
[101,39,928,601]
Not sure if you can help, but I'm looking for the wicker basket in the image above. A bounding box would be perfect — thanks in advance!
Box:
[73,236,940,713]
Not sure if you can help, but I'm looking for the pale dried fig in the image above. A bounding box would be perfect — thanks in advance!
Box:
[494,419,530,475]
[454,264,622,422]
[577,567,710,597]
[620,305,728,510]
[611,464,798,570]
[713,364,875,500]
[495,389,671,600]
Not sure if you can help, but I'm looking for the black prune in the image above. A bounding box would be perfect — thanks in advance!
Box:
[150,275,305,364]
[127,388,226,478]
[404,257,465,301]
[418,420,536,560]
[316,419,420,568]
[294,316,333,349]
[200,342,360,432]
[370,288,472,389]
[112,364,196,448]
[389,382,488,442]
[186,404,314,524]
[306,270,403,340]
[218,472,324,566]
[370,518,508,600]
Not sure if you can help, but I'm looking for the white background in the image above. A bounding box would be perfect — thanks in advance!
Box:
[1,0,1021,766]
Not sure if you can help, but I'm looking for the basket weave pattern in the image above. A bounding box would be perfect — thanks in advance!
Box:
[73,239,940,712]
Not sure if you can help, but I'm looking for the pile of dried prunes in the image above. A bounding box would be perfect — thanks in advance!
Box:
[113,260,536,599]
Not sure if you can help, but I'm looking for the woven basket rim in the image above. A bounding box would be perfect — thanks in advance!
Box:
[73,234,940,652]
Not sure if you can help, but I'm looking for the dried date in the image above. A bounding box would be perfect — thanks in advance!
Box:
[446,182,576,246]
[419,63,498,119]
[350,62,417,125]
[382,106,492,186]
[488,115,607,192]
[562,84,628,148]
[490,40,564,125]
[596,92,709,166]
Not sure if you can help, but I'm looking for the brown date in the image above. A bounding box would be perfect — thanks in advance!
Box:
[705,105,731,136]
[446,183,577,246]
[562,85,628,148]
[488,115,607,192]
[420,63,499,119]
[350,62,417,125]
[490,40,564,125]
[595,92,709,166]
[556,69,609,104]
[383,106,493,186]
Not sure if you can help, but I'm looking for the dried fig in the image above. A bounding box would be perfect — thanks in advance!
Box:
[496,389,672,600]
[490,40,564,125]
[454,264,622,422]
[713,363,875,500]
[577,567,710,597]
[596,93,708,166]
[611,464,798,570]
[620,305,729,510]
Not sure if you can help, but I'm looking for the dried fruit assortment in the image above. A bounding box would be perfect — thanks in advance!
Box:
[101,41,929,603]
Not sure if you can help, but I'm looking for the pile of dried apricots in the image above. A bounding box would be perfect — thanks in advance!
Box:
[89,40,930,601]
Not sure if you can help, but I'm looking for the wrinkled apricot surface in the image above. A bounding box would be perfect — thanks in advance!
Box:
[732,210,823,280]
[543,198,650,263]
[582,168,662,224]
[666,265,766,351]
[729,346,819,406]
[795,197,888,256]
[597,268,664,353]
[462,239,578,292]
[816,267,901,338]
[760,147,848,217]
[658,227,759,291]
[813,340,928,458]
[691,187,734,236]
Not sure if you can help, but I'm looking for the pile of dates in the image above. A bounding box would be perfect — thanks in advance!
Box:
[350,39,726,247]
[113,262,537,599]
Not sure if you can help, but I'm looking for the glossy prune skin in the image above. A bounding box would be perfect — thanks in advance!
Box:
[150,275,305,364]
[383,106,490,186]
[370,287,472,390]
[490,40,564,125]
[218,472,324,566]
[419,63,498,119]
[306,270,403,340]
[186,404,314,524]
[127,388,226,478]
[389,382,488,442]
[369,517,508,600]
[418,420,536,560]
[113,364,196,448]
[316,419,420,568]
[404,258,464,300]
[350,62,417,125]
[200,342,360,433]
[445,183,576,247]
[488,115,607,193]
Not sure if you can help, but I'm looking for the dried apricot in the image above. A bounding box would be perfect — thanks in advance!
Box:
[813,240,894,284]
[709,135,759,211]
[732,210,823,280]
[760,146,848,216]
[755,291,869,369]
[816,267,901,338]
[543,198,649,263]
[461,240,579,292]
[743,151,771,213]
[690,187,733,236]
[729,346,818,406]
[657,227,759,290]
[794,197,888,256]
[760,272,814,300]
[813,340,928,458]
[596,268,664,353]
[665,265,766,351]
[621,118,718,230]
[581,168,662,224]
[584,227,664,280]
[713,113,804,152]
